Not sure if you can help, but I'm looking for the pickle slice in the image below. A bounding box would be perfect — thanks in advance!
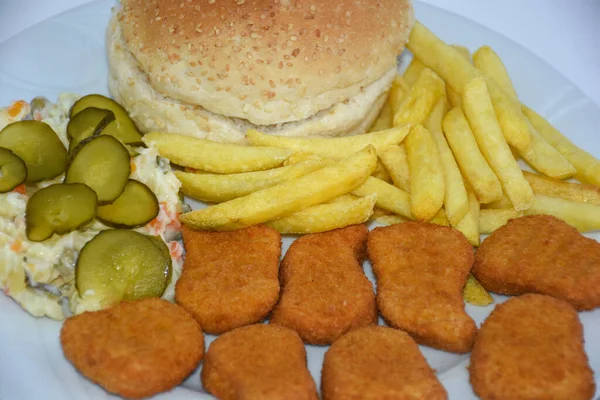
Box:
[148,235,173,284]
[70,94,143,145]
[26,183,97,241]
[67,107,115,153]
[0,147,27,193]
[96,179,159,228]
[0,120,68,182]
[76,230,171,308]
[65,135,131,204]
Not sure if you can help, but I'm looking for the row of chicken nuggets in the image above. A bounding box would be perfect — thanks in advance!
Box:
[60,215,599,400]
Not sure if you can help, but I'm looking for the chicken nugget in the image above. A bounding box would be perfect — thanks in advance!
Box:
[367,222,477,353]
[470,294,595,400]
[201,324,318,400]
[175,225,281,333]
[61,298,204,400]
[270,224,377,345]
[473,215,600,310]
[322,326,447,400]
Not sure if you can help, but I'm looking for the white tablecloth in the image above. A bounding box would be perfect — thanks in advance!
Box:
[1,0,599,107]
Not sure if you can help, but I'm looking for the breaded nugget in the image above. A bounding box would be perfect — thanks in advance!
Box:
[473,214,600,310]
[470,294,595,400]
[322,326,447,400]
[367,222,477,353]
[61,298,204,400]
[270,224,377,344]
[201,324,318,400]
[175,224,281,333]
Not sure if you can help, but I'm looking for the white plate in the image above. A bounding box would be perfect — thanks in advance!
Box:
[0,1,599,399]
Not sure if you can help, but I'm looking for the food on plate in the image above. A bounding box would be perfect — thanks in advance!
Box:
[107,0,414,143]
[522,170,600,206]
[393,67,445,127]
[379,144,411,192]
[61,298,204,400]
[143,131,293,174]
[66,107,114,141]
[352,176,413,219]
[76,230,172,311]
[270,225,376,344]
[175,225,280,334]
[473,215,600,310]
[461,77,533,211]
[321,326,447,400]
[246,125,411,160]
[402,58,426,88]
[405,124,445,220]
[367,222,477,353]
[472,45,519,103]
[201,324,317,400]
[374,208,449,228]
[176,160,325,203]
[426,98,469,226]
[371,161,393,183]
[446,45,471,108]
[523,105,600,186]
[267,194,377,234]
[0,120,68,182]
[525,194,600,232]
[470,294,595,400]
[96,179,159,228]
[178,146,376,230]
[462,274,494,306]
[0,95,184,320]
[26,183,97,242]
[370,101,394,132]
[442,107,502,204]
[65,135,131,204]
[478,208,521,234]
[0,147,27,193]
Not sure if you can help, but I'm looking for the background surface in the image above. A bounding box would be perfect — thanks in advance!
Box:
[1,0,599,107]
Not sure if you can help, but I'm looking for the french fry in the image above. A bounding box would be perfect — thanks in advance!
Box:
[372,161,393,183]
[143,132,292,174]
[442,107,503,204]
[266,194,377,234]
[463,274,494,306]
[462,77,533,211]
[455,189,480,246]
[426,98,469,226]
[369,206,393,221]
[482,194,513,210]
[447,45,471,107]
[479,208,522,234]
[179,146,377,230]
[379,145,411,192]
[430,208,450,226]
[402,57,426,88]
[369,100,393,132]
[246,125,410,160]
[525,194,600,232]
[352,176,413,219]
[174,160,325,203]
[452,45,471,61]
[373,208,448,227]
[523,106,600,186]
[472,46,519,103]
[522,170,600,206]
[405,125,445,221]
[393,67,446,127]
[389,75,409,115]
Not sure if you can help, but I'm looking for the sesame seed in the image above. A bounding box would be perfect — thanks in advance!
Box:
[155,16,161,21]
[290,35,298,41]
[251,33,258,38]
[237,0,245,4]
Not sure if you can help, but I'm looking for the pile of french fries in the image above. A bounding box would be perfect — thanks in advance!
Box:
[143,21,600,307]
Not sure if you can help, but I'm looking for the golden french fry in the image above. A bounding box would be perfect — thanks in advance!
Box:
[405,125,445,220]
[379,145,411,192]
[372,160,393,183]
[479,208,522,234]
[462,77,533,211]
[327,194,359,203]
[353,176,413,219]
[393,67,446,127]
[525,194,600,232]
[389,76,409,115]
[522,171,600,206]
[447,45,471,107]
[463,274,494,306]
[455,189,480,246]
[374,214,408,226]
[472,46,519,103]
[430,208,450,226]
[427,98,469,226]
[246,125,410,160]
[369,206,393,221]
[369,99,393,132]
[482,194,513,210]
[523,106,600,186]
[267,194,377,234]
[179,146,377,230]
[442,107,503,204]
[402,57,426,88]
[452,45,471,61]
[143,132,292,174]
[174,160,325,203]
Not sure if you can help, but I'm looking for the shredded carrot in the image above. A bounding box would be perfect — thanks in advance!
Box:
[10,240,22,252]
[130,159,137,173]
[7,100,27,119]
[12,184,26,195]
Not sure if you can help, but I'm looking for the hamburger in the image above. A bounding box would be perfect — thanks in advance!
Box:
[107,0,414,143]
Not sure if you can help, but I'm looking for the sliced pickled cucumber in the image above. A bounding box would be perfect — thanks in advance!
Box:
[67,107,115,153]
[0,147,27,193]
[26,183,97,241]
[76,230,171,308]
[70,94,143,145]
[0,120,68,182]
[65,135,130,204]
[96,179,159,228]
[147,235,173,284]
